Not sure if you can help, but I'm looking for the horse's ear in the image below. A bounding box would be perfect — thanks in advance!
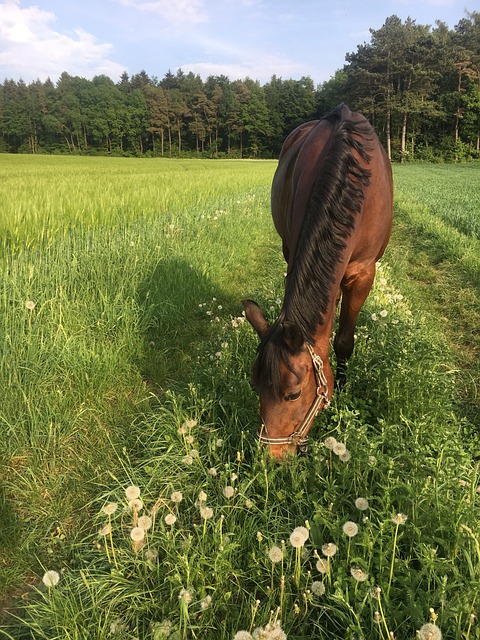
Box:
[242,299,270,339]
[281,321,304,353]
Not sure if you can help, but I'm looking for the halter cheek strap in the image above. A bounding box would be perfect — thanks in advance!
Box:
[257,344,330,449]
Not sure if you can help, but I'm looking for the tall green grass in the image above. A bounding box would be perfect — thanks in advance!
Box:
[0,157,478,639]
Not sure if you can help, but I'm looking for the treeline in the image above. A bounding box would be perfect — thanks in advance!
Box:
[1,12,479,160]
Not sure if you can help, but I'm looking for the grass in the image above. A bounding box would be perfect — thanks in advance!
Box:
[0,156,479,639]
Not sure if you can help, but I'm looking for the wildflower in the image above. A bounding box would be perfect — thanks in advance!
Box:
[233,632,253,640]
[290,526,309,548]
[130,527,145,542]
[183,455,193,465]
[125,485,141,501]
[102,502,118,516]
[380,309,388,318]
[216,439,224,447]
[231,473,238,482]
[268,546,283,563]
[311,581,325,596]
[25,300,36,310]
[42,570,60,588]
[223,486,235,499]
[339,449,351,462]
[152,619,173,639]
[350,567,368,582]
[316,558,328,573]
[324,436,337,449]
[245,499,253,509]
[165,513,176,526]
[179,588,192,605]
[200,506,214,520]
[371,313,378,321]
[200,595,212,610]
[198,491,207,503]
[170,491,183,503]
[98,523,112,536]
[209,467,217,477]
[333,442,347,456]
[355,497,369,511]
[391,513,407,525]
[256,531,263,542]
[138,515,152,530]
[190,449,199,458]
[418,623,442,640]
[321,542,337,557]
[128,498,143,511]
[342,521,359,538]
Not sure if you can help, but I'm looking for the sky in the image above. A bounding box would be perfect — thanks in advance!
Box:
[0,0,474,86]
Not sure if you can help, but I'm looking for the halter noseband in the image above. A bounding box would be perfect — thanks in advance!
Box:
[257,344,330,451]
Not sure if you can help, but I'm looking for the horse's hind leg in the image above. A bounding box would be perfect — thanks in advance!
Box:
[334,263,376,388]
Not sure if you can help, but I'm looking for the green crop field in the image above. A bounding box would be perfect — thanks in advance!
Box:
[0,156,478,640]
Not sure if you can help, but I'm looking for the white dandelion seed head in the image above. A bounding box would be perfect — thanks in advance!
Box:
[371,313,378,321]
[102,502,118,516]
[165,513,176,525]
[98,523,112,537]
[200,506,214,520]
[324,436,337,450]
[179,588,192,605]
[183,455,193,465]
[380,309,388,317]
[170,491,183,503]
[355,497,369,511]
[198,491,207,503]
[125,485,141,501]
[316,557,329,573]
[209,467,217,477]
[290,526,309,548]
[25,300,36,310]
[42,570,60,588]
[391,513,408,525]
[233,632,253,640]
[339,449,351,462]
[321,542,337,557]
[268,546,283,563]
[418,623,442,640]
[223,486,235,499]
[333,442,347,456]
[342,521,359,537]
[128,498,143,511]
[350,567,368,582]
[200,595,212,610]
[311,580,326,596]
[138,515,152,530]
[130,527,146,542]
[190,449,199,458]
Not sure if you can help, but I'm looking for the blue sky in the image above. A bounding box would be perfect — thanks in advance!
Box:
[0,0,473,86]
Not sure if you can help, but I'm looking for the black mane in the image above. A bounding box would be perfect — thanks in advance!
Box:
[252,106,373,396]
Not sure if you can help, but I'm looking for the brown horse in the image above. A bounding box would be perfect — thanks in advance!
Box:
[243,103,393,459]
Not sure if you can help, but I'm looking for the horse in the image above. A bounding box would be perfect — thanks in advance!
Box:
[243,103,393,459]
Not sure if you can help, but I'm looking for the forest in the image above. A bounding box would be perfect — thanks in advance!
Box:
[0,12,479,161]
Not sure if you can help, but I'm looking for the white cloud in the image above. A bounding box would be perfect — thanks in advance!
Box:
[114,0,207,25]
[179,54,307,83]
[0,0,125,82]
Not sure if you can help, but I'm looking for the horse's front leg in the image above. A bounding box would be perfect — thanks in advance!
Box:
[333,264,376,388]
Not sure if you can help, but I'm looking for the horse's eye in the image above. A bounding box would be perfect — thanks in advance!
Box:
[285,390,302,401]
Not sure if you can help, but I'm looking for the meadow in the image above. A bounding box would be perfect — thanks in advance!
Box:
[0,156,478,640]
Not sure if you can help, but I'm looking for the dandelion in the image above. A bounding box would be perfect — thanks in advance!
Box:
[179,589,192,605]
[333,441,347,456]
[125,485,141,501]
[371,313,378,321]
[128,498,143,512]
[183,455,193,465]
[321,542,337,557]
[343,521,359,537]
[25,300,36,310]
[223,486,235,499]
[200,506,214,520]
[216,439,224,447]
[165,513,176,526]
[351,567,368,582]
[130,527,145,542]
[355,497,369,511]
[256,531,263,542]
[170,491,183,503]
[102,502,118,516]
[311,581,325,596]
[198,491,207,503]
[391,513,407,525]
[42,570,60,588]
[418,623,442,640]
[268,546,283,563]
[233,632,253,640]
[289,526,309,548]
[146,549,159,563]
[200,595,212,610]
[138,515,152,530]
[339,449,351,462]
[316,557,328,574]
[324,436,337,449]
[209,467,217,477]
[98,523,112,536]
[380,309,388,318]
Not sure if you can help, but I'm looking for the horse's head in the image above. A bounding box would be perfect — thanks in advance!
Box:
[242,300,330,459]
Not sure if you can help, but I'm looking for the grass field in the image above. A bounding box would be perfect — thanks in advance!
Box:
[0,156,479,640]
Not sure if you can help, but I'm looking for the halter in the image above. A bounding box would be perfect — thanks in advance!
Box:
[257,344,330,451]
